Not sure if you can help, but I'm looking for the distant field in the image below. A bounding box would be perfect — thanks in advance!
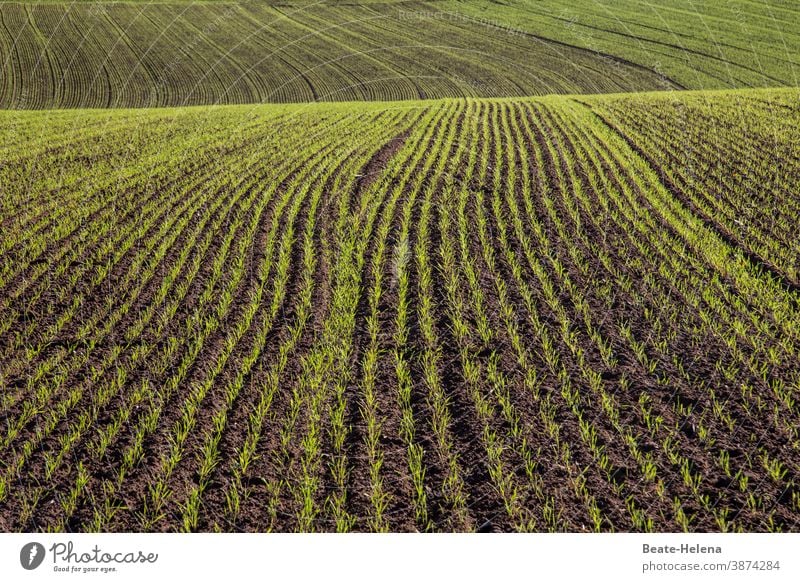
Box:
[0,1,673,108]
[1,0,798,108]
[451,0,800,90]
[1,88,799,532]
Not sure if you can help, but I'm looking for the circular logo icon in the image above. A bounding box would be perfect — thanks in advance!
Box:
[20,542,46,570]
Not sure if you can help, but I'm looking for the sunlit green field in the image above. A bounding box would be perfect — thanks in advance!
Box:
[1,88,799,532]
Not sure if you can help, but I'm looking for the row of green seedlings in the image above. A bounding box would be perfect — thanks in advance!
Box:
[545,99,744,520]
[217,108,423,531]
[474,100,642,530]
[309,110,431,532]
[80,113,371,531]
[317,102,458,531]
[177,145,342,532]
[3,113,362,528]
[5,153,256,526]
[491,98,764,532]
[387,101,471,531]
[354,104,464,531]
[267,103,460,531]
[0,110,272,325]
[382,101,544,532]
[408,102,475,531]
[0,111,185,262]
[594,99,800,337]
[131,117,373,532]
[586,109,800,442]
[552,100,794,431]
[0,114,290,449]
[0,137,202,357]
[449,101,549,530]
[543,99,797,529]
[289,112,427,532]
[0,113,282,402]
[1,140,248,386]
[461,100,619,530]
[531,99,755,530]
[567,99,800,509]
[600,98,799,283]
[2,122,312,528]
[519,99,720,530]
[0,129,271,501]
[470,102,568,530]
[224,108,425,532]
[180,108,420,532]
[0,102,182,160]
[610,99,800,363]
[341,101,490,532]
[0,106,247,240]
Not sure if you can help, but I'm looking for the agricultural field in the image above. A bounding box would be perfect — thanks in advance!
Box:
[0,87,799,532]
[451,0,800,90]
[1,0,799,109]
[0,0,673,109]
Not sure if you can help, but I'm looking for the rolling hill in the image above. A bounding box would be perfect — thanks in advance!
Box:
[1,0,797,108]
